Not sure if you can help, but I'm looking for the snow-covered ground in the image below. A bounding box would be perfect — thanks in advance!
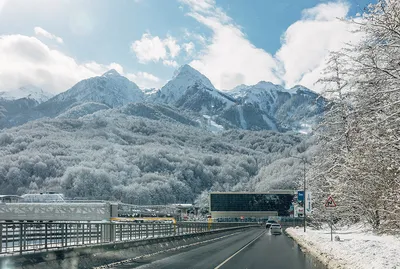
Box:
[286,225,400,269]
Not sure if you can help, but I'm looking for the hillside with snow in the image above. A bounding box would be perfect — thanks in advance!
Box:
[0,107,313,203]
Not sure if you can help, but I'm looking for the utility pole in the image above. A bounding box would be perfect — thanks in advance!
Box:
[303,160,306,233]
[291,155,308,232]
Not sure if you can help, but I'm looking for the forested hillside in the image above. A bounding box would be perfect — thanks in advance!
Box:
[0,106,312,205]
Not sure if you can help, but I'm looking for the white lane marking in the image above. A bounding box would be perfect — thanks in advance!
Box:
[214,231,266,269]
[93,231,243,269]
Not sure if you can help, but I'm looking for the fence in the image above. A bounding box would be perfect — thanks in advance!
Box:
[0,221,253,256]
[279,217,304,227]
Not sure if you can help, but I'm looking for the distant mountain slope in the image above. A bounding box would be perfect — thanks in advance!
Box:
[118,103,199,127]
[0,86,53,103]
[0,98,42,128]
[218,82,325,132]
[57,102,110,119]
[36,69,144,117]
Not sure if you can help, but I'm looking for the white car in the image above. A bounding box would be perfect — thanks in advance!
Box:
[270,223,282,235]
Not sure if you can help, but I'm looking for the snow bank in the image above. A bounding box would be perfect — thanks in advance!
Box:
[286,226,400,269]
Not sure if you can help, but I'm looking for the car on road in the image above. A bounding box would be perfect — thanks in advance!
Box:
[270,223,282,235]
[265,219,278,229]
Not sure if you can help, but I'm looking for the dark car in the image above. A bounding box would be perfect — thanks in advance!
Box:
[265,219,277,229]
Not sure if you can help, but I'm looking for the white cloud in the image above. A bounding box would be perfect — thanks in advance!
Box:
[163,59,179,68]
[276,2,362,91]
[34,26,63,44]
[137,71,159,82]
[302,2,350,21]
[164,36,181,58]
[180,0,362,92]
[131,33,167,63]
[126,71,163,89]
[179,0,281,90]
[131,33,180,64]
[183,42,195,55]
[183,29,208,45]
[0,34,161,93]
[0,0,8,14]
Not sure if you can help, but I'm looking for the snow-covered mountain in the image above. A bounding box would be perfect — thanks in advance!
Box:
[0,86,53,103]
[154,64,235,114]
[37,69,144,117]
[0,65,325,133]
[218,82,325,132]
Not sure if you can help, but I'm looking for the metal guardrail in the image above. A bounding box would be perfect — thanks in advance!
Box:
[0,221,254,256]
[212,217,304,226]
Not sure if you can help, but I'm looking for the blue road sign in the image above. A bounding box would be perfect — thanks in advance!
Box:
[297,191,304,201]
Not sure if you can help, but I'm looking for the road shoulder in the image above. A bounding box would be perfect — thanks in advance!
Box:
[286,226,400,269]
[286,228,346,269]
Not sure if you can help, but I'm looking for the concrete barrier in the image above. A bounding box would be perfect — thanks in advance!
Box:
[0,225,257,269]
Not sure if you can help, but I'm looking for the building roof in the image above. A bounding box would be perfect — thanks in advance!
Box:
[0,195,22,198]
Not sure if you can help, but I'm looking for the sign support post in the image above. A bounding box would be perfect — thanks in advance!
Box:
[324,195,337,242]
[330,212,333,241]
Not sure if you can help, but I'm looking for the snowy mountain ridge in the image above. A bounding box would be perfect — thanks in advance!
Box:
[0,85,54,103]
[0,65,325,132]
[49,69,144,106]
[34,69,145,118]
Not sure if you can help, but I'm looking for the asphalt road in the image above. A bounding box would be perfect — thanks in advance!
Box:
[111,228,326,269]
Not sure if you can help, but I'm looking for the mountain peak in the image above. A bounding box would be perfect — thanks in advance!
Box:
[173,64,200,79]
[170,64,215,90]
[43,70,144,114]
[102,69,121,77]
[255,81,276,87]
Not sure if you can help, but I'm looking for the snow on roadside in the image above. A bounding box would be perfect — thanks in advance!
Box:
[286,226,400,269]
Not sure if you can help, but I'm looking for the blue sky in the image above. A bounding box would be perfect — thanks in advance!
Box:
[0,0,374,93]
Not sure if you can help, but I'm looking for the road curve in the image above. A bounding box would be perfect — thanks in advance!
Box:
[110,227,325,269]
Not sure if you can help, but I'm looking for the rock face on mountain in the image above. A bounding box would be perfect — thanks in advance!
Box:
[0,65,325,133]
[218,82,325,132]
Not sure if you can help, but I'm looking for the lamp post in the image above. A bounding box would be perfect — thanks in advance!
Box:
[291,155,308,232]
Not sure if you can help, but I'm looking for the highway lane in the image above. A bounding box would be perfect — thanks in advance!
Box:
[217,230,324,269]
[110,227,326,269]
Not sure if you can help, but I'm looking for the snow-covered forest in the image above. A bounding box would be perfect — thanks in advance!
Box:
[0,106,314,206]
[309,0,400,233]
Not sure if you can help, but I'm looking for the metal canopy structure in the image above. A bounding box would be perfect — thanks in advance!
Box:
[0,201,196,222]
[0,202,117,221]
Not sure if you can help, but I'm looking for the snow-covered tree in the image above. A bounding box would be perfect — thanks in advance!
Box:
[311,0,400,232]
